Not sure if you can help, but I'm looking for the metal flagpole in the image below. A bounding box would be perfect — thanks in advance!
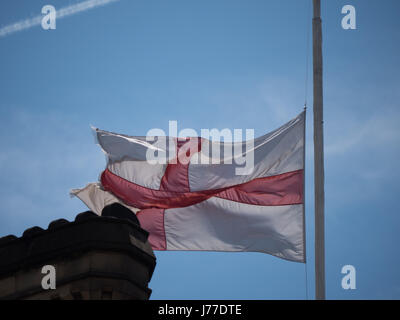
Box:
[312,0,326,300]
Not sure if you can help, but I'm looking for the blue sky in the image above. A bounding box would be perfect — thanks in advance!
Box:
[0,0,399,299]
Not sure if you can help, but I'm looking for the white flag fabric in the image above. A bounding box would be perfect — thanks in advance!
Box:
[72,111,306,262]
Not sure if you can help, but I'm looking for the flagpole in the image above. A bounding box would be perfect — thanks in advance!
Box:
[312,0,326,300]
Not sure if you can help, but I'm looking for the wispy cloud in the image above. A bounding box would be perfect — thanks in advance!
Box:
[325,111,400,156]
[0,106,105,236]
[0,0,119,38]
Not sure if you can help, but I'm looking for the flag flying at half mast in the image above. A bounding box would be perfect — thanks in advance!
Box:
[72,111,306,262]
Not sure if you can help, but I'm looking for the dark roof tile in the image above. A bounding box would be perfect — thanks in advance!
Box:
[22,226,44,238]
[0,235,17,247]
[74,211,98,222]
[48,219,69,229]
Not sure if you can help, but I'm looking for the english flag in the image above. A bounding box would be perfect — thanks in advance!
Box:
[72,111,305,262]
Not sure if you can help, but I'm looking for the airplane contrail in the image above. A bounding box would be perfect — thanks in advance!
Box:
[0,0,120,38]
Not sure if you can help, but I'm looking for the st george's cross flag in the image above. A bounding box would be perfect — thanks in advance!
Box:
[71,111,306,262]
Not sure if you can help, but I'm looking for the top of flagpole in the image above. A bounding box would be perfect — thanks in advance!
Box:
[313,0,321,18]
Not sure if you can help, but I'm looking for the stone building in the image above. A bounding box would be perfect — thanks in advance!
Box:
[0,203,156,300]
